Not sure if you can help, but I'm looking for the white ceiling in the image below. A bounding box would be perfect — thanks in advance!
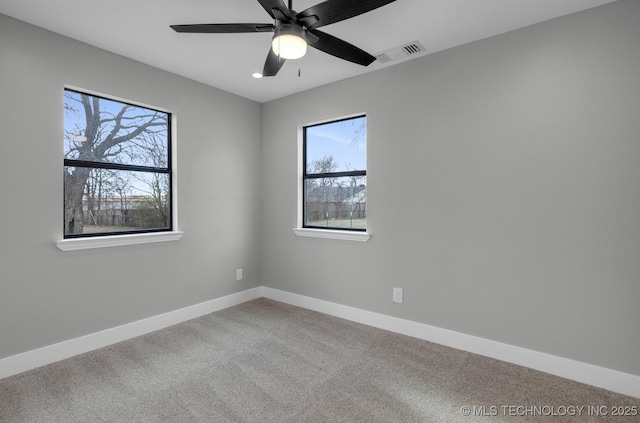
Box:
[0,0,616,103]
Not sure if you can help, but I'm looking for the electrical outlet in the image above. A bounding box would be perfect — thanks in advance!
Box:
[393,287,403,304]
[236,268,243,281]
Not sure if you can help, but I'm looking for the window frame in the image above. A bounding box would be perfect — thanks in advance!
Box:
[295,114,370,242]
[57,87,182,250]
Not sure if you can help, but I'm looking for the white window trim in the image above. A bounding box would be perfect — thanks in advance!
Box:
[294,113,370,242]
[56,231,184,251]
[58,86,181,251]
[292,228,370,242]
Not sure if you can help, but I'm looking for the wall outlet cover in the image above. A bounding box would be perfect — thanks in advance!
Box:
[393,287,403,304]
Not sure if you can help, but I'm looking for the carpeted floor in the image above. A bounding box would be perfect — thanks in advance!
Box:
[0,298,637,422]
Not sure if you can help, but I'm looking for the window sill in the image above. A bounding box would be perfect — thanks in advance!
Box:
[292,228,370,242]
[55,231,184,251]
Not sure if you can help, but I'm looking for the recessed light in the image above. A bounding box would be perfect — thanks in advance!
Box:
[252,72,263,79]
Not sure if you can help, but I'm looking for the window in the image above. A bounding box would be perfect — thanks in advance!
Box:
[303,115,367,231]
[63,88,172,238]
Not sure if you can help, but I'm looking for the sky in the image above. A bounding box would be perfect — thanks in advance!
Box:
[305,115,366,172]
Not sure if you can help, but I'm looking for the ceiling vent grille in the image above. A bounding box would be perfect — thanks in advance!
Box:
[375,53,393,63]
[375,41,425,63]
[402,42,424,55]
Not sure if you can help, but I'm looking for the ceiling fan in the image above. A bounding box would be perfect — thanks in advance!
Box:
[171,0,397,77]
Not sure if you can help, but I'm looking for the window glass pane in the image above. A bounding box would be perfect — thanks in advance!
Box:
[64,167,170,236]
[64,90,169,168]
[305,176,366,229]
[306,116,366,173]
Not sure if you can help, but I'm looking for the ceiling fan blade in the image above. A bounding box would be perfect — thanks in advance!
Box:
[171,23,274,33]
[297,0,396,30]
[257,0,292,21]
[308,29,375,66]
[263,48,286,77]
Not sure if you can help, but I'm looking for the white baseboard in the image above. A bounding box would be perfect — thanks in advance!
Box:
[0,287,262,380]
[2,286,638,399]
[262,287,640,399]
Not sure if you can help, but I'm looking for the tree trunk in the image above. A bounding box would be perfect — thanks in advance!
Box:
[64,167,90,235]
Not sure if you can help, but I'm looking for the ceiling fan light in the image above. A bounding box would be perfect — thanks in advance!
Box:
[272,25,308,59]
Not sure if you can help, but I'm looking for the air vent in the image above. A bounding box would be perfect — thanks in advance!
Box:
[375,40,425,63]
[375,53,393,63]
[402,42,424,55]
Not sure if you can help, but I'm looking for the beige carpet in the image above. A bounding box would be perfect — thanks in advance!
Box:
[0,298,637,422]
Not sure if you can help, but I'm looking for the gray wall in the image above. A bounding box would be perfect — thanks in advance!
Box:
[0,14,262,359]
[261,0,640,376]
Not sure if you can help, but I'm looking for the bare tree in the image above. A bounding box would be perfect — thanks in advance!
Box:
[305,155,338,223]
[64,92,168,234]
[130,132,170,226]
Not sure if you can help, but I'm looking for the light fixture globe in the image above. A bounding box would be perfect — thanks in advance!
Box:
[271,24,308,59]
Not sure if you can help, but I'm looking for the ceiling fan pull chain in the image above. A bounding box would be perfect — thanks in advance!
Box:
[276,33,282,60]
